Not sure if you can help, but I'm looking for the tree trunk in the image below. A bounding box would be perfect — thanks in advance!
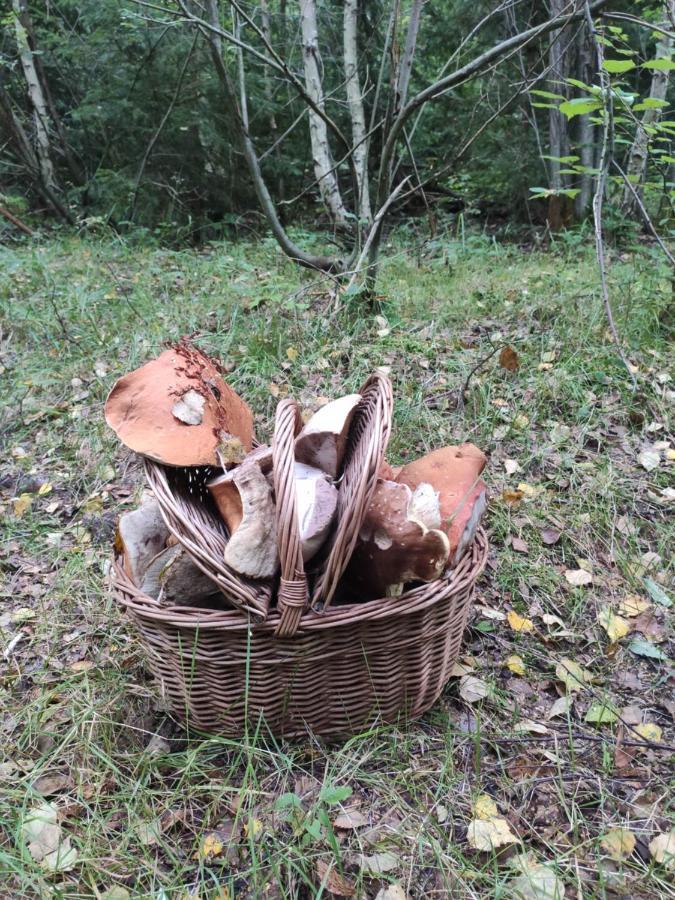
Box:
[547,0,572,230]
[299,0,349,228]
[12,0,58,193]
[621,1,674,216]
[574,17,595,220]
[343,0,371,224]
[260,0,284,202]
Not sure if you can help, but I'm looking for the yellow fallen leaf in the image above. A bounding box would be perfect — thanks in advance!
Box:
[618,594,652,617]
[513,414,529,429]
[516,482,540,498]
[649,830,675,871]
[601,828,636,860]
[555,659,592,693]
[666,448,675,461]
[467,817,519,851]
[243,818,263,839]
[474,795,498,820]
[502,489,524,505]
[13,493,33,518]
[38,482,53,496]
[194,833,223,860]
[597,607,630,643]
[635,723,662,743]
[506,655,526,676]
[286,346,298,362]
[564,568,593,587]
[507,611,534,634]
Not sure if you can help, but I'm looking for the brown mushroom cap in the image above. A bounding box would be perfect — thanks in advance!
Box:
[104,343,254,467]
[396,444,488,565]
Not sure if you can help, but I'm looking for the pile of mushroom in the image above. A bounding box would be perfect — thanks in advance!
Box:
[106,341,488,607]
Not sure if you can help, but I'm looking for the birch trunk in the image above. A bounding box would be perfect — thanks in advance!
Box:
[343,0,371,224]
[299,0,349,228]
[12,0,57,193]
[621,2,674,216]
[547,0,571,230]
[574,18,595,220]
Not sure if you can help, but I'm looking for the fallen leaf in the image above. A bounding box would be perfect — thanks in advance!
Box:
[194,832,224,860]
[618,595,652,617]
[467,817,519,851]
[32,774,74,797]
[517,482,540,498]
[547,696,573,719]
[13,494,33,518]
[549,422,571,443]
[286,346,299,362]
[374,887,409,900]
[507,863,565,899]
[506,655,526,676]
[507,611,535,633]
[511,537,529,554]
[502,489,524,505]
[171,389,205,425]
[21,802,78,872]
[644,578,673,608]
[100,889,131,900]
[649,830,675,871]
[634,723,662,743]
[504,459,522,475]
[243,817,263,839]
[514,414,529,429]
[315,860,356,897]
[499,346,520,371]
[601,828,636,860]
[564,569,593,587]
[359,851,399,875]
[540,528,561,545]
[37,482,53,496]
[597,607,630,643]
[332,810,366,830]
[474,795,499,820]
[459,675,489,703]
[638,449,660,471]
[628,639,668,661]
[514,720,549,734]
[585,702,619,725]
[555,659,592,692]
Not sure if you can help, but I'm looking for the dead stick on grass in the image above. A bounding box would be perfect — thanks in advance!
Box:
[0,203,33,235]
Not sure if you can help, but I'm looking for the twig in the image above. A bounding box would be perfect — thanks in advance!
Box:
[613,160,675,268]
[584,2,638,391]
[0,202,33,235]
[457,341,502,412]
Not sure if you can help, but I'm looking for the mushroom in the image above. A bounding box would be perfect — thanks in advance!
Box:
[140,544,220,606]
[345,479,450,597]
[294,462,338,561]
[115,498,169,583]
[104,342,254,467]
[207,445,274,534]
[396,444,488,566]
[294,393,361,477]
[220,463,278,579]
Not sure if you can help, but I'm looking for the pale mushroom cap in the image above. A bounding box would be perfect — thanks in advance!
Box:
[105,345,254,467]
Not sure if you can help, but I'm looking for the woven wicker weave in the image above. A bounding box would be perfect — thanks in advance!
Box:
[112,528,487,738]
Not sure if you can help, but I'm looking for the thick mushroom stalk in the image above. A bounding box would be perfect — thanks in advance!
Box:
[116,498,169,583]
[213,463,278,579]
[396,444,488,567]
[345,479,450,597]
[294,463,338,562]
[294,393,361,477]
[104,341,254,467]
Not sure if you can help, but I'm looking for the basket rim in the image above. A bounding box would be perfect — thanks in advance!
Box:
[112,527,488,634]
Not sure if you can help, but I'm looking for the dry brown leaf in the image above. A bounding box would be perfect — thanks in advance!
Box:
[333,809,367,830]
[511,537,529,554]
[540,528,561,545]
[459,675,489,703]
[32,774,74,797]
[315,860,356,897]
[499,346,520,371]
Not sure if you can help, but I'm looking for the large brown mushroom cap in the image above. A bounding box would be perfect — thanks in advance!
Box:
[104,343,254,467]
[396,444,488,566]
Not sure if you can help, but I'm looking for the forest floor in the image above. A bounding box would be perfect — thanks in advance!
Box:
[0,229,673,899]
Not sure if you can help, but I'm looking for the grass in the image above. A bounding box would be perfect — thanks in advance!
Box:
[0,225,673,898]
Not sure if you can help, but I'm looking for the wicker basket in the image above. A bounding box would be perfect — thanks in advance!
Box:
[111,529,487,738]
[113,371,488,737]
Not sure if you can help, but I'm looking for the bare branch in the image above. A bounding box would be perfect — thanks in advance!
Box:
[613,161,675,268]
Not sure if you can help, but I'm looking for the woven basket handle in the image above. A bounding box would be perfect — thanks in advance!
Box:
[272,398,308,637]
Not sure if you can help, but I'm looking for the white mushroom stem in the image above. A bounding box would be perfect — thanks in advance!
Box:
[117,499,169,584]
[222,463,278,579]
[294,462,338,561]
[294,393,361,477]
